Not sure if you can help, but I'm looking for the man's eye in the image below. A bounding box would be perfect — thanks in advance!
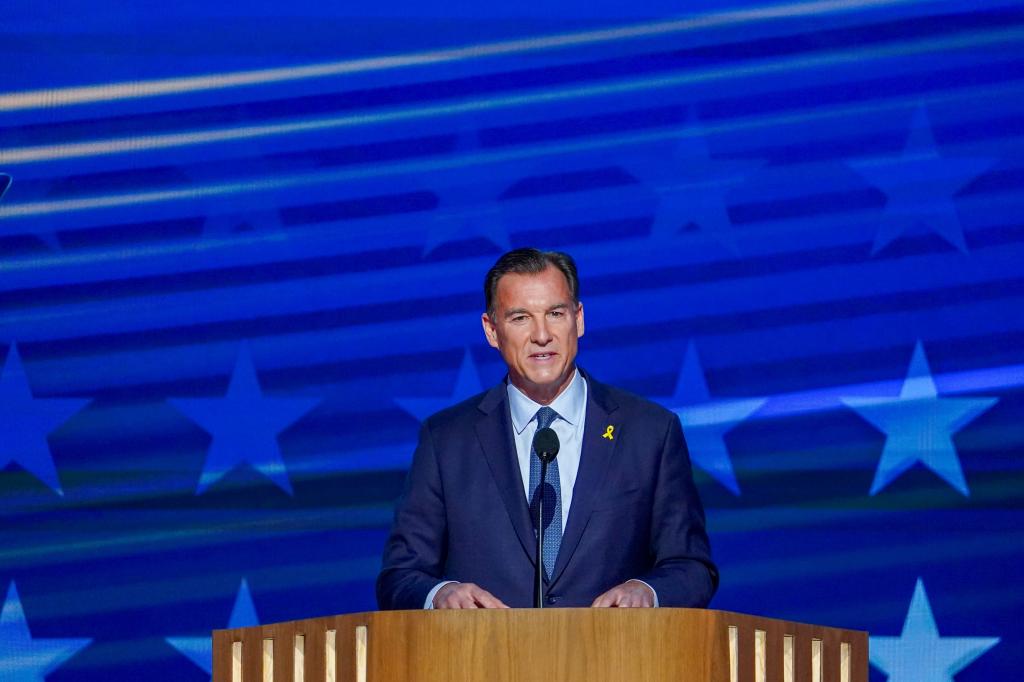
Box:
[512,316,527,323]
[549,311,564,318]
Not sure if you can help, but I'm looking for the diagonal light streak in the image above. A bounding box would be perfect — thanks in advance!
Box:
[2,24,1021,166]
[2,75,1022,224]
[0,0,917,112]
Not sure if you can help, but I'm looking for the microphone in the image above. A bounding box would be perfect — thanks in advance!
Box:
[532,426,560,608]
[533,427,559,463]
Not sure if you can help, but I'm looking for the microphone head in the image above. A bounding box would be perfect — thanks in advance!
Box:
[533,427,560,463]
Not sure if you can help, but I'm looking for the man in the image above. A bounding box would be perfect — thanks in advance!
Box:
[377,248,717,609]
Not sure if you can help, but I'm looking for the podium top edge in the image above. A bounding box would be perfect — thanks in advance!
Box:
[211,607,867,638]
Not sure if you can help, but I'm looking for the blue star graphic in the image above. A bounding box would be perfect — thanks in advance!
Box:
[422,126,517,256]
[870,578,999,682]
[849,107,995,255]
[423,180,513,256]
[842,341,997,496]
[0,343,89,495]
[624,110,760,253]
[185,138,291,240]
[0,581,91,682]
[170,343,320,495]
[663,342,765,495]
[166,579,260,677]
[395,349,484,421]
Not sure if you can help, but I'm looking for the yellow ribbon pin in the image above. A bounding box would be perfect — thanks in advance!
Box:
[602,425,615,440]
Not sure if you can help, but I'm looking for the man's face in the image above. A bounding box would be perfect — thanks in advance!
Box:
[481,266,584,404]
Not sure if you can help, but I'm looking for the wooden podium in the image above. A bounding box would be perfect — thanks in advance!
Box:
[213,608,867,682]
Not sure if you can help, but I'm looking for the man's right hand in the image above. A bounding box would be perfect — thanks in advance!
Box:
[432,582,509,609]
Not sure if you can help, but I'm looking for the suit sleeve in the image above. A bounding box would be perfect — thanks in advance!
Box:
[638,413,719,607]
[376,421,449,610]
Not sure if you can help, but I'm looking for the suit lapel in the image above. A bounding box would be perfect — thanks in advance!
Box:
[474,382,538,564]
[549,373,619,586]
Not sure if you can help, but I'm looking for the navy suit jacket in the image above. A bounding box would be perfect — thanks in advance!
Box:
[377,371,718,609]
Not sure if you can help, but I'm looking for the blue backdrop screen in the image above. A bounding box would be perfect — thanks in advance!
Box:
[1,0,1022,679]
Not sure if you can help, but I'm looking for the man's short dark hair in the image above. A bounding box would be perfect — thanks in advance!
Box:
[484,248,580,317]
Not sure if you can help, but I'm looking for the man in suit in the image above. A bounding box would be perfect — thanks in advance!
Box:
[377,248,717,609]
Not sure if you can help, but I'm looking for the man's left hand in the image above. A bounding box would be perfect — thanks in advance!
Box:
[591,580,655,607]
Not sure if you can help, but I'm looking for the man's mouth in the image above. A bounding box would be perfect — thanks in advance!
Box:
[531,352,555,360]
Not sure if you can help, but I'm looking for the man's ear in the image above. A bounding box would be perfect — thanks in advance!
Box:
[576,301,585,338]
[481,312,499,349]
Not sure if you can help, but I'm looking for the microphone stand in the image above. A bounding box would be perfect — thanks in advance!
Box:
[534,458,548,609]
[531,425,559,609]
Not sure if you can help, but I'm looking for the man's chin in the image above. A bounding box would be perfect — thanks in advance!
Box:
[520,369,573,399]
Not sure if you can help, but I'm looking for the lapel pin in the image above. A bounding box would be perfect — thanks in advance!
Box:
[602,425,615,440]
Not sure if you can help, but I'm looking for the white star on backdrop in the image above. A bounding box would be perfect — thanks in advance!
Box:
[663,341,765,495]
[842,340,997,496]
[870,578,999,681]
[0,581,91,682]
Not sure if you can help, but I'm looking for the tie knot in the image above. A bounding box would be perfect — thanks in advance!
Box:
[534,406,559,431]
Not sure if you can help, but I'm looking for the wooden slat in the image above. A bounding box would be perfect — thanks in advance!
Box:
[821,622,844,682]
[213,629,234,682]
[754,629,767,682]
[762,618,786,682]
[355,625,367,682]
[326,629,337,682]
[729,626,739,682]
[232,641,243,682]
[851,633,869,682]
[240,626,263,682]
[264,620,296,682]
[335,617,368,682]
[783,635,795,682]
[736,620,755,682]
[294,634,305,682]
[793,626,812,682]
[262,638,273,682]
[296,618,333,682]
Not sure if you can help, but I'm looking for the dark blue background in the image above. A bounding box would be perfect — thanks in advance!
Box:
[1,0,1021,679]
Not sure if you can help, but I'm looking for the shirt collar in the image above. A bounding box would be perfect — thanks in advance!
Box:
[508,368,585,435]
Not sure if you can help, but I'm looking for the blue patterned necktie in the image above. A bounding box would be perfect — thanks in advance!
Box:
[528,406,562,580]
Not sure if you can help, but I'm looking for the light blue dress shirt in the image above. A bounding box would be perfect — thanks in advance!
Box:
[507,368,587,532]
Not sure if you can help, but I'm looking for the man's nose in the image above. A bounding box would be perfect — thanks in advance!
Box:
[531,319,553,344]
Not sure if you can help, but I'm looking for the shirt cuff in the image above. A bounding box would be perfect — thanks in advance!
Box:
[628,579,659,607]
[424,581,458,609]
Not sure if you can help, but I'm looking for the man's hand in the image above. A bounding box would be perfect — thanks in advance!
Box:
[591,580,655,608]
[433,582,509,609]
